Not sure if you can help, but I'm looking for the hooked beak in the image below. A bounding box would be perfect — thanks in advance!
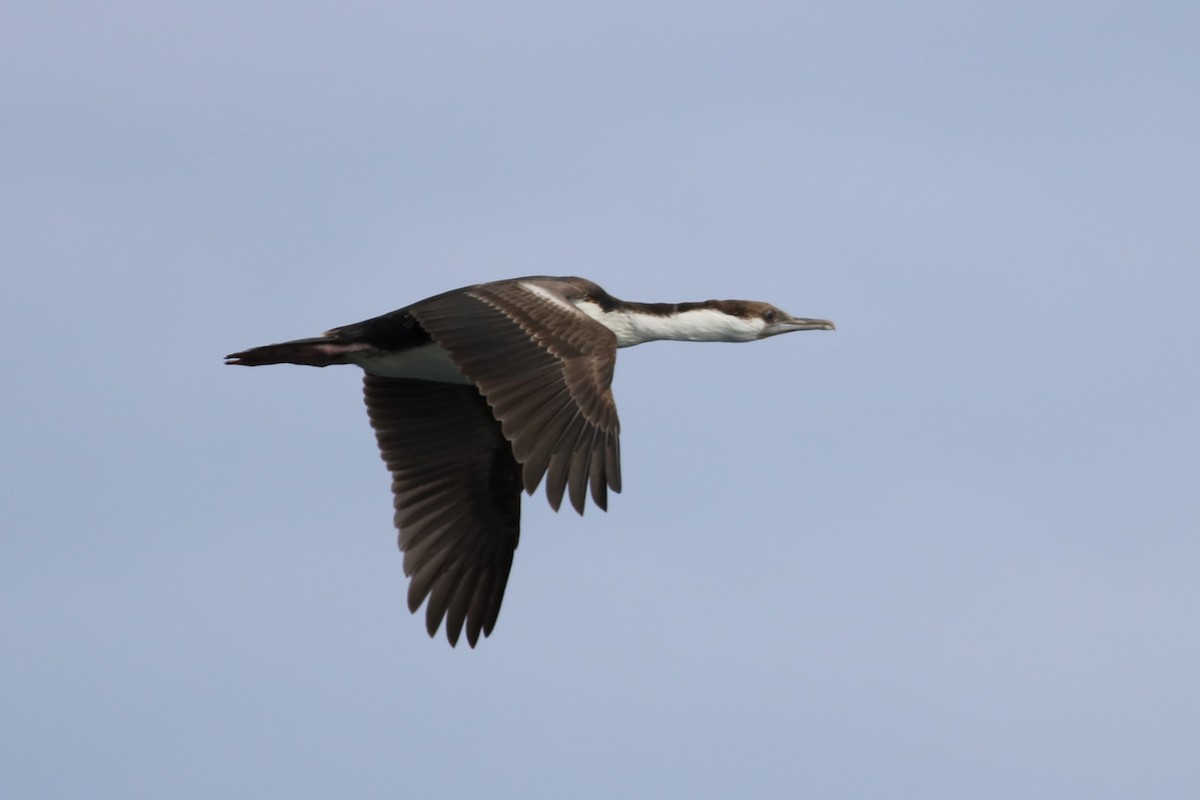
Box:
[767,314,836,336]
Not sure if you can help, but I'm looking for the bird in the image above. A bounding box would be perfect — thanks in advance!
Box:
[226,276,834,646]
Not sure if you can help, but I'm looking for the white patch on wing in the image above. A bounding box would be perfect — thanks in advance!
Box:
[521,281,579,313]
[354,342,472,384]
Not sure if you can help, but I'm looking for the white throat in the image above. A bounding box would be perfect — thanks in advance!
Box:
[576,302,762,347]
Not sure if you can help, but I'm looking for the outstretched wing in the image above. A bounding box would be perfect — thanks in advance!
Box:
[410,279,622,515]
[364,375,521,647]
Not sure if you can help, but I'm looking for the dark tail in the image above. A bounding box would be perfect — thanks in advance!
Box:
[225,336,371,367]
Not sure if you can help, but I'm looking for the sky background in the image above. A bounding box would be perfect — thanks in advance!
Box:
[3,2,1198,797]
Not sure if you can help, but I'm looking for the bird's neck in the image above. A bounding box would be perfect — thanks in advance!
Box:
[577,301,756,347]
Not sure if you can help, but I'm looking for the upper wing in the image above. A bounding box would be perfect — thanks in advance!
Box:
[410,280,622,515]
[364,375,520,647]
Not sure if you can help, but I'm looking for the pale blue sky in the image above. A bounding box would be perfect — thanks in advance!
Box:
[3,2,1198,798]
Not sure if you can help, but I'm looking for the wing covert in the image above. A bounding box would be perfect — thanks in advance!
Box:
[410,280,622,514]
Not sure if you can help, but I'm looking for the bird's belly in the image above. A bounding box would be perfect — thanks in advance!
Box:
[354,342,472,384]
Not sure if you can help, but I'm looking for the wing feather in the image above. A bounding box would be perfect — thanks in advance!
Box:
[364,375,519,647]
[410,280,621,514]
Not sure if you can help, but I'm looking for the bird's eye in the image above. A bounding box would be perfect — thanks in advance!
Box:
[762,309,777,323]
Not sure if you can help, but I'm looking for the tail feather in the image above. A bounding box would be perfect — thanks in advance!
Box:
[225,336,371,367]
